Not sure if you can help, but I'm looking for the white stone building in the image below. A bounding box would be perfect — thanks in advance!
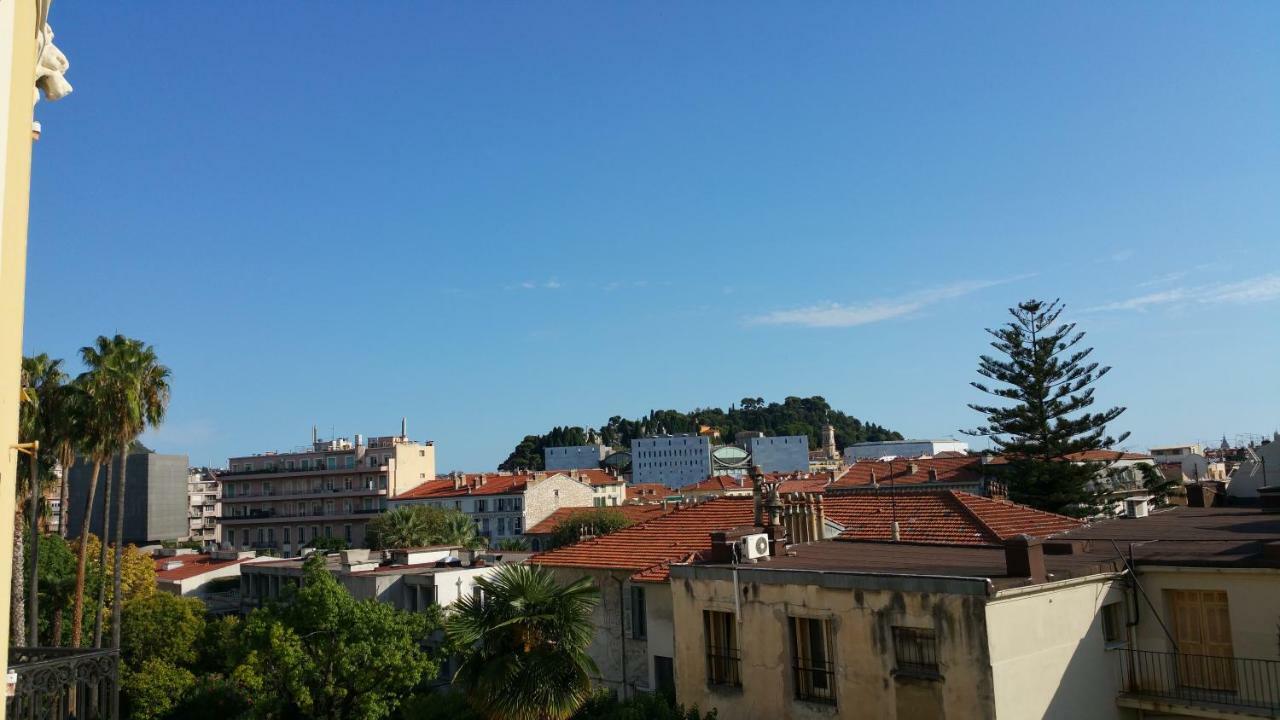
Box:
[843,438,969,463]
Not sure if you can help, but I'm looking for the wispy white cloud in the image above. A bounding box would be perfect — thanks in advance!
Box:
[745,276,1031,329]
[508,278,563,291]
[1085,274,1280,312]
[1137,271,1187,289]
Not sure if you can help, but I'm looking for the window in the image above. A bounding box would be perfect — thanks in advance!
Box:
[655,656,675,695]
[283,527,290,544]
[345,456,355,469]
[363,497,373,511]
[514,498,522,511]
[324,500,335,515]
[326,457,337,470]
[263,481,273,495]
[344,477,353,490]
[379,475,388,489]
[631,586,647,640]
[311,525,319,540]
[344,500,352,514]
[344,524,352,542]
[1101,602,1126,646]
[476,499,488,513]
[892,626,939,677]
[297,526,304,543]
[497,518,506,536]
[266,528,275,545]
[704,610,741,687]
[286,460,294,470]
[324,525,332,538]
[512,517,522,534]
[791,617,835,703]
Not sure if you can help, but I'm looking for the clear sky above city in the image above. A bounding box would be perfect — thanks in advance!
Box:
[23,3,1280,469]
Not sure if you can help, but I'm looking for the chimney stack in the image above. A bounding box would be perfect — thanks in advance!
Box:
[927,468,939,483]
[401,417,408,439]
[1004,535,1047,583]
[908,462,919,475]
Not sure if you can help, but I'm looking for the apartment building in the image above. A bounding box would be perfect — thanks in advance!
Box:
[188,468,220,547]
[392,469,624,543]
[843,438,969,463]
[632,435,712,488]
[544,444,611,471]
[219,427,436,553]
[530,488,1078,701]
[742,435,810,473]
[670,503,1280,719]
[66,451,190,544]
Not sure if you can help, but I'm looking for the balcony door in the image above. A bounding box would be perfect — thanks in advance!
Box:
[1169,589,1236,691]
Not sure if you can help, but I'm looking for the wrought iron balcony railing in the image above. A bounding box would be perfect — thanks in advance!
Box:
[1119,648,1280,715]
[6,647,119,720]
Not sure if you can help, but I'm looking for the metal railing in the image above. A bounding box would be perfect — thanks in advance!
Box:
[1119,648,1280,713]
[793,658,836,704]
[6,647,119,720]
[705,646,742,688]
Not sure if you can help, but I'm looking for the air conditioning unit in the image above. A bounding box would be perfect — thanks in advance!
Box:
[738,533,770,561]
[1124,496,1151,519]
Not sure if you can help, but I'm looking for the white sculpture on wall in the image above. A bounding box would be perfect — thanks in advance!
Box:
[34,23,72,106]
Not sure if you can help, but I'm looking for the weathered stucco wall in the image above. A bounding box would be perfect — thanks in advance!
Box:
[986,576,1125,720]
[546,567,653,697]
[671,569,997,720]
[1132,567,1280,661]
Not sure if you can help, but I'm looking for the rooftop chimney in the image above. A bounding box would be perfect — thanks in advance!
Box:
[927,468,939,483]
[401,417,408,439]
[908,462,919,475]
[1004,534,1046,583]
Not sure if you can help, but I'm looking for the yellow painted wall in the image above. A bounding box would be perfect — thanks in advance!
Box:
[985,576,1126,719]
[671,574,998,720]
[1132,567,1280,661]
[0,2,39,717]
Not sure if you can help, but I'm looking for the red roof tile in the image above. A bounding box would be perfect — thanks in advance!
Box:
[831,457,986,488]
[153,555,252,582]
[627,483,674,500]
[531,498,757,582]
[824,491,1082,546]
[396,469,622,500]
[525,504,673,535]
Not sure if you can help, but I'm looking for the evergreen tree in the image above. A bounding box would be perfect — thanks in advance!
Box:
[964,299,1128,517]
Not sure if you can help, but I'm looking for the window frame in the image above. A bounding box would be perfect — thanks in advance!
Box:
[892,626,940,679]
[703,610,741,688]
[790,616,836,705]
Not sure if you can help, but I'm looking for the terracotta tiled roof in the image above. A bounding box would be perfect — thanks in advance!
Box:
[627,483,674,500]
[824,491,1082,546]
[680,472,834,495]
[153,555,251,582]
[531,497,756,583]
[984,450,1152,465]
[680,475,751,493]
[830,456,986,488]
[524,504,673,535]
[396,469,621,500]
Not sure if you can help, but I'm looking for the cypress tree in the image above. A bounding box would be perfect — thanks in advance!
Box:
[965,299,1128,517]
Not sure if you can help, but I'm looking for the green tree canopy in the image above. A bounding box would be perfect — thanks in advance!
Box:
[121,592,206,668]
[548,509,634,550]
[965,299,1129,516]
[499,396,900,471]
[446,564,599,720]
[237,555,441,720]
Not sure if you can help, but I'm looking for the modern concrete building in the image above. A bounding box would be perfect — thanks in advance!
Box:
[544,444,611,471]
[187,468,220,547]
[843,439,969,463]
[219,426,436,554]
[392,469,624,544]
[66,452,190,544]
[632,435,711,488]
[742,435,809,473]
[1150,443,1211,481]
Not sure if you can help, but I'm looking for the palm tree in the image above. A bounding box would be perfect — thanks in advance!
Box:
[438,510,487,550]
[69,335,170,648]
[16,354,66,645]
[366,505,433,549]
[447,564,600,720]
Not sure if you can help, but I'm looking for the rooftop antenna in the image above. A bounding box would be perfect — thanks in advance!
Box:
[312,425,317,444]
[402,416,407,439]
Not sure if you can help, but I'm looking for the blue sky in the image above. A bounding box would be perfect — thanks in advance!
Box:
[23,3,1280,470]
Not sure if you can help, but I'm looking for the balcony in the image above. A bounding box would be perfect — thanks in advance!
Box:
[221,507,384,524]
[1118,649,1280,718]
[6,647,119,720]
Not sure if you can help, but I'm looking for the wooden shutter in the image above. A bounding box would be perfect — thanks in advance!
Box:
[1169,590,1236,691]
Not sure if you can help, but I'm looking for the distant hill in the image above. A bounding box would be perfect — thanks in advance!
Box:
[498,395,902,471]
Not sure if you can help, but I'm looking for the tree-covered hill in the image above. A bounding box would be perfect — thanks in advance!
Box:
[498,396,902,471]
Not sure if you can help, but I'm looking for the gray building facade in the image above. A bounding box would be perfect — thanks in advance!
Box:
[631,435,711,488]
[66,452,189,544]
[743,435,810,473]
[543,444,610,471]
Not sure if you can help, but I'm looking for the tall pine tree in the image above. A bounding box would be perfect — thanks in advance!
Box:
[965,299,1128,517]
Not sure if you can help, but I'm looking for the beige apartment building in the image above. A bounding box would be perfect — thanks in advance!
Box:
[219,427,435,553]
[669,504,1280,720]
[188,468,220,547]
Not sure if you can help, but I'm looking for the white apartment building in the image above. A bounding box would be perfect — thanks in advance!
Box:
[188,468,220,547]
[843,438,969,463]
[392,469,625,543]
[219,424,436,554]
[1149,443,1210,481]
[632,435,711,488]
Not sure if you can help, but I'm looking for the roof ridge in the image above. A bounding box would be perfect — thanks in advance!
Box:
[945,490,1003,543]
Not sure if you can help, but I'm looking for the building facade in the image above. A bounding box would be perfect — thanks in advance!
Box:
[544,444,610,471]
[743,435,810,473]
[632,435,711,488]
[392,470,622,544]
[219,430,436,554]
[843,439,969,463]
[66,452,190,544]
[188,468,220,547]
